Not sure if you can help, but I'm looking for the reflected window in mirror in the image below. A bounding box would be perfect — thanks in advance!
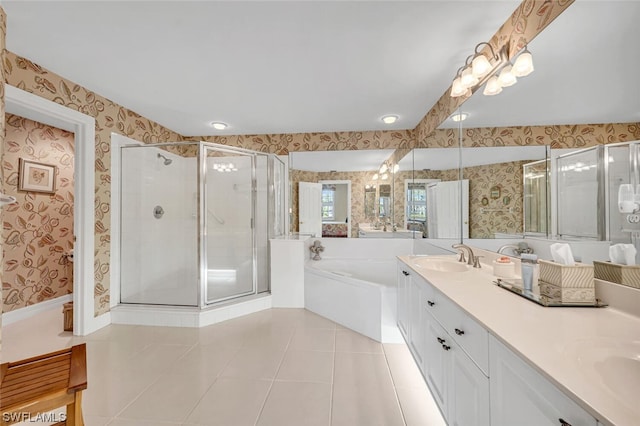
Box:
[405,179,439,233]
[321,185,336,221]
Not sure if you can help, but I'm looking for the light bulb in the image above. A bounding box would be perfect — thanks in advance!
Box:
[381,115,398,124]
[451,77,467,97]
[393,164,400,173]
[451,112,468,122]
[498,65,517,87]
[211,122,228,130]
[483,76,503,96]
[381,173,389,180]
[471,54,492,78]
[460,67,479,88]
[513,49,534,77]
[372,174,378,180]
[379,163,388,174]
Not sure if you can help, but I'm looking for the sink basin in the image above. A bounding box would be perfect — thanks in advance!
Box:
[563,338,640,410]
[412,257,469,273]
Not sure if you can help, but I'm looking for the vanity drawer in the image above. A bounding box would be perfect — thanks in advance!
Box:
[419,278,447,322]
[436,295,489,376]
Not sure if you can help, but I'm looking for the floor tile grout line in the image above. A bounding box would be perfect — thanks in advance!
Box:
[252,320,296,425]
[382,344,409,426]
[178,375,219,424]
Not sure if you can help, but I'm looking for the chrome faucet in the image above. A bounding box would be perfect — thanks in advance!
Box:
[452,244,481,268]
[497,242,534,257]
[497,244,519,256]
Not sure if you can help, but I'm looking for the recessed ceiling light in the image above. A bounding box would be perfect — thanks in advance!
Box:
[381,115,398,124]
[450,112,469,122]
[211,121,228,130]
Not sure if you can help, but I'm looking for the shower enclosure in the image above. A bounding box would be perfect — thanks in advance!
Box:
[119,142,286,308]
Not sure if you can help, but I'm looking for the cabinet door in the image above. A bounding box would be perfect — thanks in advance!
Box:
[397,265,410,339]
[448,339,490,426]
[423,314,449,416]
[408,277,425,364]
[490,336,597,426]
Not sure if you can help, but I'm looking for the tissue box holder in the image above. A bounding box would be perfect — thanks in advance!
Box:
[593,261,640,289]
[539,282,595,304]
[539,260,594,288]
[539,260,594,304]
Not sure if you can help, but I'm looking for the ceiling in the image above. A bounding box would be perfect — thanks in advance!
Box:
[290,149,395,172]
[3,1,520,136]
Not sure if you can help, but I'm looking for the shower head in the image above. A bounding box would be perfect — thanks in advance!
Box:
[157,153,172,165]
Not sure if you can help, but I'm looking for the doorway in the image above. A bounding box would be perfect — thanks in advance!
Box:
[3,85,98,337]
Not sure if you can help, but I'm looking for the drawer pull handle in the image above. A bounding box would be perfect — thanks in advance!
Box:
[454,328,465,335]
[558,419,572,426]
[427,300,435,307]
[402,270,409,276]
[437,337,445,344]
[442,344,451,351]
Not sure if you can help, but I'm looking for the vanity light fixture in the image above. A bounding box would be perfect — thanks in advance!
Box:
[381,115,398,124]
[211,121,228,130]
[450,42,534,98]
[379,163,389,174]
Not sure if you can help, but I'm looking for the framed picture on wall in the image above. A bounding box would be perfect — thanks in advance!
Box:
[18,158,57,194]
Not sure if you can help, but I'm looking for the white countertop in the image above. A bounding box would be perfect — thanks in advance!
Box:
[397,254,640,426]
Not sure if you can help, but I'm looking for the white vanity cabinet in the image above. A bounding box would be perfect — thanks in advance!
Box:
[489,335,598,426]
[398,260,490,425]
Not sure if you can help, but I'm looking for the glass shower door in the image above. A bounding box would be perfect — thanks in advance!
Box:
[202,146,255,304]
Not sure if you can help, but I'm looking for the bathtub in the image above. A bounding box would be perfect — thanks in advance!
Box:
[304,258,402,343]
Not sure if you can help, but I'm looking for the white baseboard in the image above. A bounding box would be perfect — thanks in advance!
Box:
[111,294,273,327]
[2,294,73,326]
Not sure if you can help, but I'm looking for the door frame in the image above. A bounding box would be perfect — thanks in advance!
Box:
[5,85,102,335]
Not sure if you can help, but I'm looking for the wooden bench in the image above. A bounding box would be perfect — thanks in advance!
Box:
[0,343,87,426]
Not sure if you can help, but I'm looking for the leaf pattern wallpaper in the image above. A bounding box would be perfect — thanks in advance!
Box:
[2,114,75,312]
[0,7,5,343]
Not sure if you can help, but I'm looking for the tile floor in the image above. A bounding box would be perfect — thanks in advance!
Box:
[1,307,446,426]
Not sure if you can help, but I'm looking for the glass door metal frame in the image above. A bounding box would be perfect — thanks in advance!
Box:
[199,142,260,307]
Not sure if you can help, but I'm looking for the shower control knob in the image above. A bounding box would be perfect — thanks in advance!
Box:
[153,205,165,219]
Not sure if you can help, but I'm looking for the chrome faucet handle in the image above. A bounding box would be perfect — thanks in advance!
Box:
[456,250,466,263]
[473,255,483,269]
